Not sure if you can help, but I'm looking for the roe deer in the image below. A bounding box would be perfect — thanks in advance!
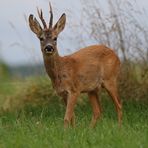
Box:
[28,3,122,128]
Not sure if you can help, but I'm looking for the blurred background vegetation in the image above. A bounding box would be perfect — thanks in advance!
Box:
[0,0,148,113]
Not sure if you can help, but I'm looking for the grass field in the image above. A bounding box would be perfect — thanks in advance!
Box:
[0,79,148,148]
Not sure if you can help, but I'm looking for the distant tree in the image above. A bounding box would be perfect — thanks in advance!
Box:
[76,0,148,62]
[0,61,10,80]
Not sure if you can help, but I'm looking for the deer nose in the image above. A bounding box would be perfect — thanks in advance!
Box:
[44,45,54,53]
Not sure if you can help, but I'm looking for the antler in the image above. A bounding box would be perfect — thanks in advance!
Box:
[37,8,47,29]
[49,2,53,28]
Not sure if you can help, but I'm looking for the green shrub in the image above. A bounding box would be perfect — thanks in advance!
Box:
[0,62,10,81]
[1,62,148,113]
[119,62,148,102]
[2,77,58,112]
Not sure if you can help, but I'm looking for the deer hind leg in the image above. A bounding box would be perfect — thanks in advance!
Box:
[88,90,101,128]
[64,93,78,128]
[62,96,75,127]
[103,79,122,127]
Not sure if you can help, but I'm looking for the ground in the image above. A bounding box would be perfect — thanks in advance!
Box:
[0,79,148,148]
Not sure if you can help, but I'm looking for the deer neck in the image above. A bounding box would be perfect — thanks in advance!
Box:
[43,51,62,86]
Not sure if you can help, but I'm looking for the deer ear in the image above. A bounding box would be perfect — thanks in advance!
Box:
[53,13,66,35]
[29,14,42,36]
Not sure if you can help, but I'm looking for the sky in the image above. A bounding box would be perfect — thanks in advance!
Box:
[0,0,148,66]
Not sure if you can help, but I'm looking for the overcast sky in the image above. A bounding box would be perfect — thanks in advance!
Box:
[0,0,148,66]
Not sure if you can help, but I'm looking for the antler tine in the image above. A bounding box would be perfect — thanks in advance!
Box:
[49,2,53,28]
[37,7,47,29]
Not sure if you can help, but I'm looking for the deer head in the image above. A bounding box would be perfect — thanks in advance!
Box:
[29,3,66,56]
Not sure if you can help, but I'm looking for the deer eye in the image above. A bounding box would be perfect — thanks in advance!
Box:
[53,37,57,42]
[39,37,44,41]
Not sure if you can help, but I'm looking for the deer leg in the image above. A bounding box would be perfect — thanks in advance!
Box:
[88,91,101,128]
[103,79,122,127]
[62,96,75,127]
[71,113,76,127]
[64,93,78,128]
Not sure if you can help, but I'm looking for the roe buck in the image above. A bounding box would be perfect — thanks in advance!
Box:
[28,3,122,128]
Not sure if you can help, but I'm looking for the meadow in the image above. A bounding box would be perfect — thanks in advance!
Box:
[0,0,148,147]
[0,75,148,148]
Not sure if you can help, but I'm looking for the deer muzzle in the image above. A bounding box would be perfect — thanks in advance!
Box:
[44,45,54,54]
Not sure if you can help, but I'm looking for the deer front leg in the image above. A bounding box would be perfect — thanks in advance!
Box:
[62,96,76,127]
[64,93,78,128]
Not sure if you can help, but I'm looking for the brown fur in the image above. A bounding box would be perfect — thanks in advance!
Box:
[29,5,122,128]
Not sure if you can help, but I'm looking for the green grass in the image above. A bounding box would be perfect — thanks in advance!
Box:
[0,79,148,148]
[0,100,148,148]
